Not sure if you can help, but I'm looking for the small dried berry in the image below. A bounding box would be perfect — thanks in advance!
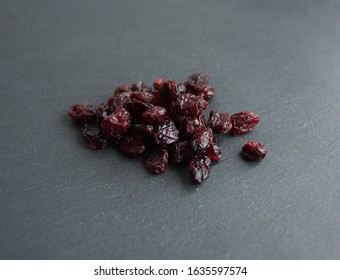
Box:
[242,141,267,161]
[114,84,130,96]
[120,135,145,157]
[131,81,152,93]
[230,111,260,135]
[160,79,178,103]
[153,79,164,90]
[130,91,155,104]
[191,127,213,154]
[202,86,216,99]
[141,106,167,124]
[96,103,113,123]
[170,141,191,163]
[81,124,107,149]
[68,103,96,124]
[154,119,179,146]
[100,105,132,143]
[170,93,208,117]
[207,111,232,134]
[206,141,223,162]
[145,149,169,174]
[187,73,210,92]
[189,156,211,184]
[107,93,130,109]
[127,124,154,138]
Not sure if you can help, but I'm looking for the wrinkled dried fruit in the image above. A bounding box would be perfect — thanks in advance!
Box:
[68,103,96,124]
[145,149,169,174]
[127,124,154,138]
[207,111,232,134]
[120,135,145,157]
[187,73,210,92]
[242,141,267,161]
[153,79,164,90]
[170,93,208,117]
[141,106,167,124]
[100,105,132,143]
[189,156,211,184]
[130,91,155,104]
[160,79,178,103]
[230,111,260,135]
[81,124,107,149]
[191,127,213,154]
[96,103,113,123]
[131,81,151,93]
[206,141,223,162]
[202,86,216,99]
[154,119,179,146]
[170,141,191,163]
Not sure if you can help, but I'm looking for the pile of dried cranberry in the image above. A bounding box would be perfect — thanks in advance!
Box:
[68,73,267,184]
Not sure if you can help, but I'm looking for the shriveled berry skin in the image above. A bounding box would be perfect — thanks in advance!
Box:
[120,135,145,157]
[189,156,211,184]
[207,111,232,134]
[100,105,132,143]
[131,81,152,93]
[154,119,179,146]
[191,127,213,154]
[68,103,96,124]
[187,73,210,92]
[230,111,260,135]
[141,106,167,124]
[127,124,154,138]
[170,141,191,163]
[114,84,130,95]
[125,99,152,121]
[81,124,107,149]
[242,141,267,161]
[170,93,208,117]
[145,149,169,174]
[107,93,130,109]
[153,79,164,90]
[160,79,178,103]
[202,86,216,99]
[130,91,155,104]
[96,103,113,123]
[206,141,223,162]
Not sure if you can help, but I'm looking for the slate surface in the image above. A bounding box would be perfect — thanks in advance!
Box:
[0,0,339,259]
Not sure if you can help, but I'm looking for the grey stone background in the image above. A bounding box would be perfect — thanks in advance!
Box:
[0,0,339,259]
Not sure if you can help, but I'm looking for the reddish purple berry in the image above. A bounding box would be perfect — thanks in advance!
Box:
[120,135,145,157]
[202,86,216,99]
[191,127,213,154]
[160,79,178,103]
[141,106,167,124]
[207,111,232,134]
[154,119,179,146]
[114,84,130,96]
[242,141,267,161]
[131,81,151,93]
[100,105,132,143]
[170,141,191,163]
[127,124,154,138]
[81,124,107,149]
[153,79,165,90]
[68,103,96,124]
[145,149,169,174]
[187,73,210,92]
[189,156,211,184]
[206,141,223,162]
[130,91,155,104]
[170,93,208,117]
[230,111,260,135]
[96,103,113,123]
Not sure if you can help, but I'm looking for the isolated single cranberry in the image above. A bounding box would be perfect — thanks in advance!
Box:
[187,73,210,92]
[242,141,267,161]
[153,119,179,146]
[145,149,169,174]
[189,156,212,184]
[68,103,96,124]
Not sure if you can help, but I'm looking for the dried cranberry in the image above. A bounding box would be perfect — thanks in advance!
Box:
[120,135,145,157]
[202,86,216,99]
[177,83,187,95]
[145,149,169,174]
[187,73,210,92]
[107,93,130,109]
[100,105,132,143]
[81,124,107,149]
[206,141,223,162]
[124,99,152,121]
[141,106,167,124]
[96,103,113,123]
[170,141,191,163]
[131,81,151,93]
[230,111,260,135]
[127,124,154,138]
[207,111,232,134]
[191,127,213,154]
[170,93,208,117]
[153,119,179,146]
[242,141,267,161]
[160,79,178,103]
[153,79,164,90]
[114,84,130,96]
[189,156,211,184]
[130,91,155,104]
[68,103,96,124]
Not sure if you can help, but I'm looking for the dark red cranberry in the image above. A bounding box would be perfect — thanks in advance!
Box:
[120,135,145,157]
[130,91,155,104]
[177,83,187,95]
[191,127,213,154]
[153,90,168,108]
[124,99,152,121]
[141,106,167,124]
[145,149,169,174]
[170,141,191,163]
[68,103,96,124]
[207,111,232,134]
[81,124,107,149]
[131,81,151,93]
[127,124,154,138]
[202,86,216,99]
[160,79,178,103]
[153,119,179,146]
[242,141,267,161]
[189,156,211,184]
[187,73,210,92]
[107,93,130,109]
[114,84,130,96]
[96,103,113,123]
[170,93,208,117]
[100,105,132,143]
[153,79,164,90]
[230,111,260,135]
[206,141,223,162]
